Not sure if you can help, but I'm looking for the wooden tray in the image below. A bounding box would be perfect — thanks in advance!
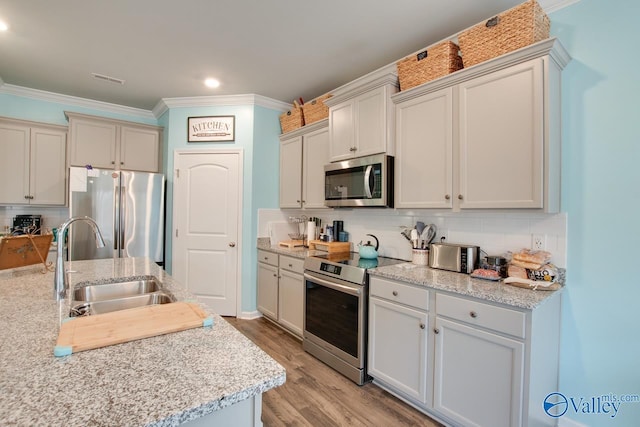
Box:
[279,239,305,248]
[55,302,212,356]
[0,234,53,270]
[308,240,351,253]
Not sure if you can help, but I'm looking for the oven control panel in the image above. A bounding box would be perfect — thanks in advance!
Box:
[320,262,342,275]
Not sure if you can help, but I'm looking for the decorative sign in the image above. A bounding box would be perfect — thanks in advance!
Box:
[188,115,235,142]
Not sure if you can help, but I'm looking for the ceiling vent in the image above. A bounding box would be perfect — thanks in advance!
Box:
[91,73,125,85]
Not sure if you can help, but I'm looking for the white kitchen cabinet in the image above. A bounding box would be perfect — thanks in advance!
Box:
[368,277,430,408]
[277,255,305,336]
[392,38,569,212]
[257,252,279,321]
[0,118,67,206]
[66,112,162,172]
[394,87,453,208]
[326,73,398,162]
[257,250,305,338]
[279,120,329,209]
[433,312,524,427]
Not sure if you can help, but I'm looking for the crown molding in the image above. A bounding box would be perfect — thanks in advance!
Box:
[540,0,581,14]
[0,83,156,120]
[153,94,292,118]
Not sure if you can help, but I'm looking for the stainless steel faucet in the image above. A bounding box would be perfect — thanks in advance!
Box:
[54,216,105,301]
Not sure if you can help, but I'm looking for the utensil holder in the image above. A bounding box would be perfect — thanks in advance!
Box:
[412,249,430,266]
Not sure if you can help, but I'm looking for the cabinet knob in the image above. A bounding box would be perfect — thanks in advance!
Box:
[392,291,398,296]
[288,263,293,268]
[24,195,29,199]
[273,273,277,277]
[434,328,440,334]
[296,200,301,203]
[419,323,425,329]
[264,257,268,260]
[458,194,463,200]
[120,161,124,165]
[445,194,450,200]
[111,161,115,165]
[350,147,357,152]
[470,311,478,318]
[229,242,236,247]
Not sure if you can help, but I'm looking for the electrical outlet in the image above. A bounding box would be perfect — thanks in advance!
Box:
[531,234,546,250]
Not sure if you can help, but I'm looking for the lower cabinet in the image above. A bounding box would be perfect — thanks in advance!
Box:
[367,276,561,427]
[256,250,304,338]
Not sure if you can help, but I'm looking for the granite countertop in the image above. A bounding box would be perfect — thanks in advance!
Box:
[0,257,285,426]
[258,238,561,310]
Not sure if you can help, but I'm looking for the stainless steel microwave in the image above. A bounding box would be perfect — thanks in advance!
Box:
[324,154,394,207]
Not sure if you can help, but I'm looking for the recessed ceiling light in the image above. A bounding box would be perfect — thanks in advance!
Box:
[0,21,8,32]
[204,78,220,88]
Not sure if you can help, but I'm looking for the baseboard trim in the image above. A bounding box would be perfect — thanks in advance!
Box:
[238,310,262,320]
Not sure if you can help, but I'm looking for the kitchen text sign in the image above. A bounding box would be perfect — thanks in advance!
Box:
[188,116,235,142]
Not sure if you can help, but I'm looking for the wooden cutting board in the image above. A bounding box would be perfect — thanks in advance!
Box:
[55,302,212,356]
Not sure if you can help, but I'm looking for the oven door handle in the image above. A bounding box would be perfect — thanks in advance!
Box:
[304,272,361,297]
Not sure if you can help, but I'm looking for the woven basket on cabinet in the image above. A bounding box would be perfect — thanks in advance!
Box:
[397,41,464,91]
[279,105,304,134]
[458,0,550,68]
[302,94,332,125]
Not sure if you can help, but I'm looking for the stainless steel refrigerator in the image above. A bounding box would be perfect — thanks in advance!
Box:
[68,167,165,263]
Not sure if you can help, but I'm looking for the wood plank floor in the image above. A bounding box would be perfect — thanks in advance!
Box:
[225,317,443,427]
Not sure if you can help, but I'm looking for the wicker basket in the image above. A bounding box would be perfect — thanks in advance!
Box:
[397,41,464,91]
[279,104,304,134]
[302,94,332,125]
[458,0,550,68]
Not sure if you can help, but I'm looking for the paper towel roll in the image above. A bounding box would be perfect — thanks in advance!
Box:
[307,222,316,242]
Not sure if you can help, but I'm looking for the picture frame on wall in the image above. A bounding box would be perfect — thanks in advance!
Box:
[187,115,235,142]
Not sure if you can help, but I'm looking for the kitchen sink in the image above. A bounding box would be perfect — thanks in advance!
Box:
[69,276,176,317]
[70,292,176,317]
[73,276,162,302]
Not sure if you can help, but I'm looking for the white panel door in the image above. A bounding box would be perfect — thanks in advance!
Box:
[0,122,30,204]
[173,151,241,316]
[279,136,302,208]
[30,127,67,205]
[302,126,330,209]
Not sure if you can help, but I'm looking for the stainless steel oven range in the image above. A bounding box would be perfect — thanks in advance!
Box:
[303,253,404,385]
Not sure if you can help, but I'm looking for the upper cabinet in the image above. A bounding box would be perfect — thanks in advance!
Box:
[326,72,398,162]
[66,112,162,172]
[0,118,67,206]
[393,38,570,212]
[279,120,330,209]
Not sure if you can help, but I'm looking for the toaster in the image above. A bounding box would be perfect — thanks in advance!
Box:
[429,243,479,274]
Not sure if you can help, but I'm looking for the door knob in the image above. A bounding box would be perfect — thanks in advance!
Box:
[229,242,236,247]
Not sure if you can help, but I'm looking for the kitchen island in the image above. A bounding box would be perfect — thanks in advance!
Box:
[0,257,285,426]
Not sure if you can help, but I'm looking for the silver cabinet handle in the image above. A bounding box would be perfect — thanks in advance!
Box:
[392,291,398,296]
[434,328,440,334]
[458,194,464,200]
[229,242,236,247]
[470,311,478,318]
[419,323,425,329]
[445,194,451,200]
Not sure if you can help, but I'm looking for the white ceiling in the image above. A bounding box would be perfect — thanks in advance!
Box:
[0,0,570,112]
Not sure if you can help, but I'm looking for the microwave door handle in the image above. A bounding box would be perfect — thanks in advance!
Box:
[364,165,373,199]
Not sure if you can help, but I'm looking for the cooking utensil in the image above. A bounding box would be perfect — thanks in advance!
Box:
[410,228,419,249]
[400,226,412,241]
[416,221,425,236]
[420,224,437,248]
[358,234,379,259]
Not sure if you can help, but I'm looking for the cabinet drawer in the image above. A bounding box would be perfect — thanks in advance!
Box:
[370,277,429,311]
[436,293,526,338]
[280,255,304,274]
[257,250,278,267]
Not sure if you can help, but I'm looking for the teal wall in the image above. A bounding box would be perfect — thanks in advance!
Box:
[552,0,640,425]
[0,92,157,126]
[161,103,280,313]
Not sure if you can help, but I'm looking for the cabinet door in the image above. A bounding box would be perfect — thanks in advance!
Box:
[0,122,30,204]
[328,100,355,162]
[257,262,278,320]
[433,317,524,427]
[395,87,453,208]
[279,136,303,208]
[368,296,429,406]
[458,58,543,209]
[69,119,117,169]
[29,127,67,205]
[119,125,160,172]
[355,86,388,158]
[278,269,304,337]
[302,126,330,209]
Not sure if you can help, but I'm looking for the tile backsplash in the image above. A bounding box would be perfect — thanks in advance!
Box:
[0,206,69,234]
[258,208,567,268]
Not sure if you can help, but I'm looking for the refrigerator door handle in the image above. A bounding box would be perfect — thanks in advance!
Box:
[113,184,120,251]
[120,184,126,257]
